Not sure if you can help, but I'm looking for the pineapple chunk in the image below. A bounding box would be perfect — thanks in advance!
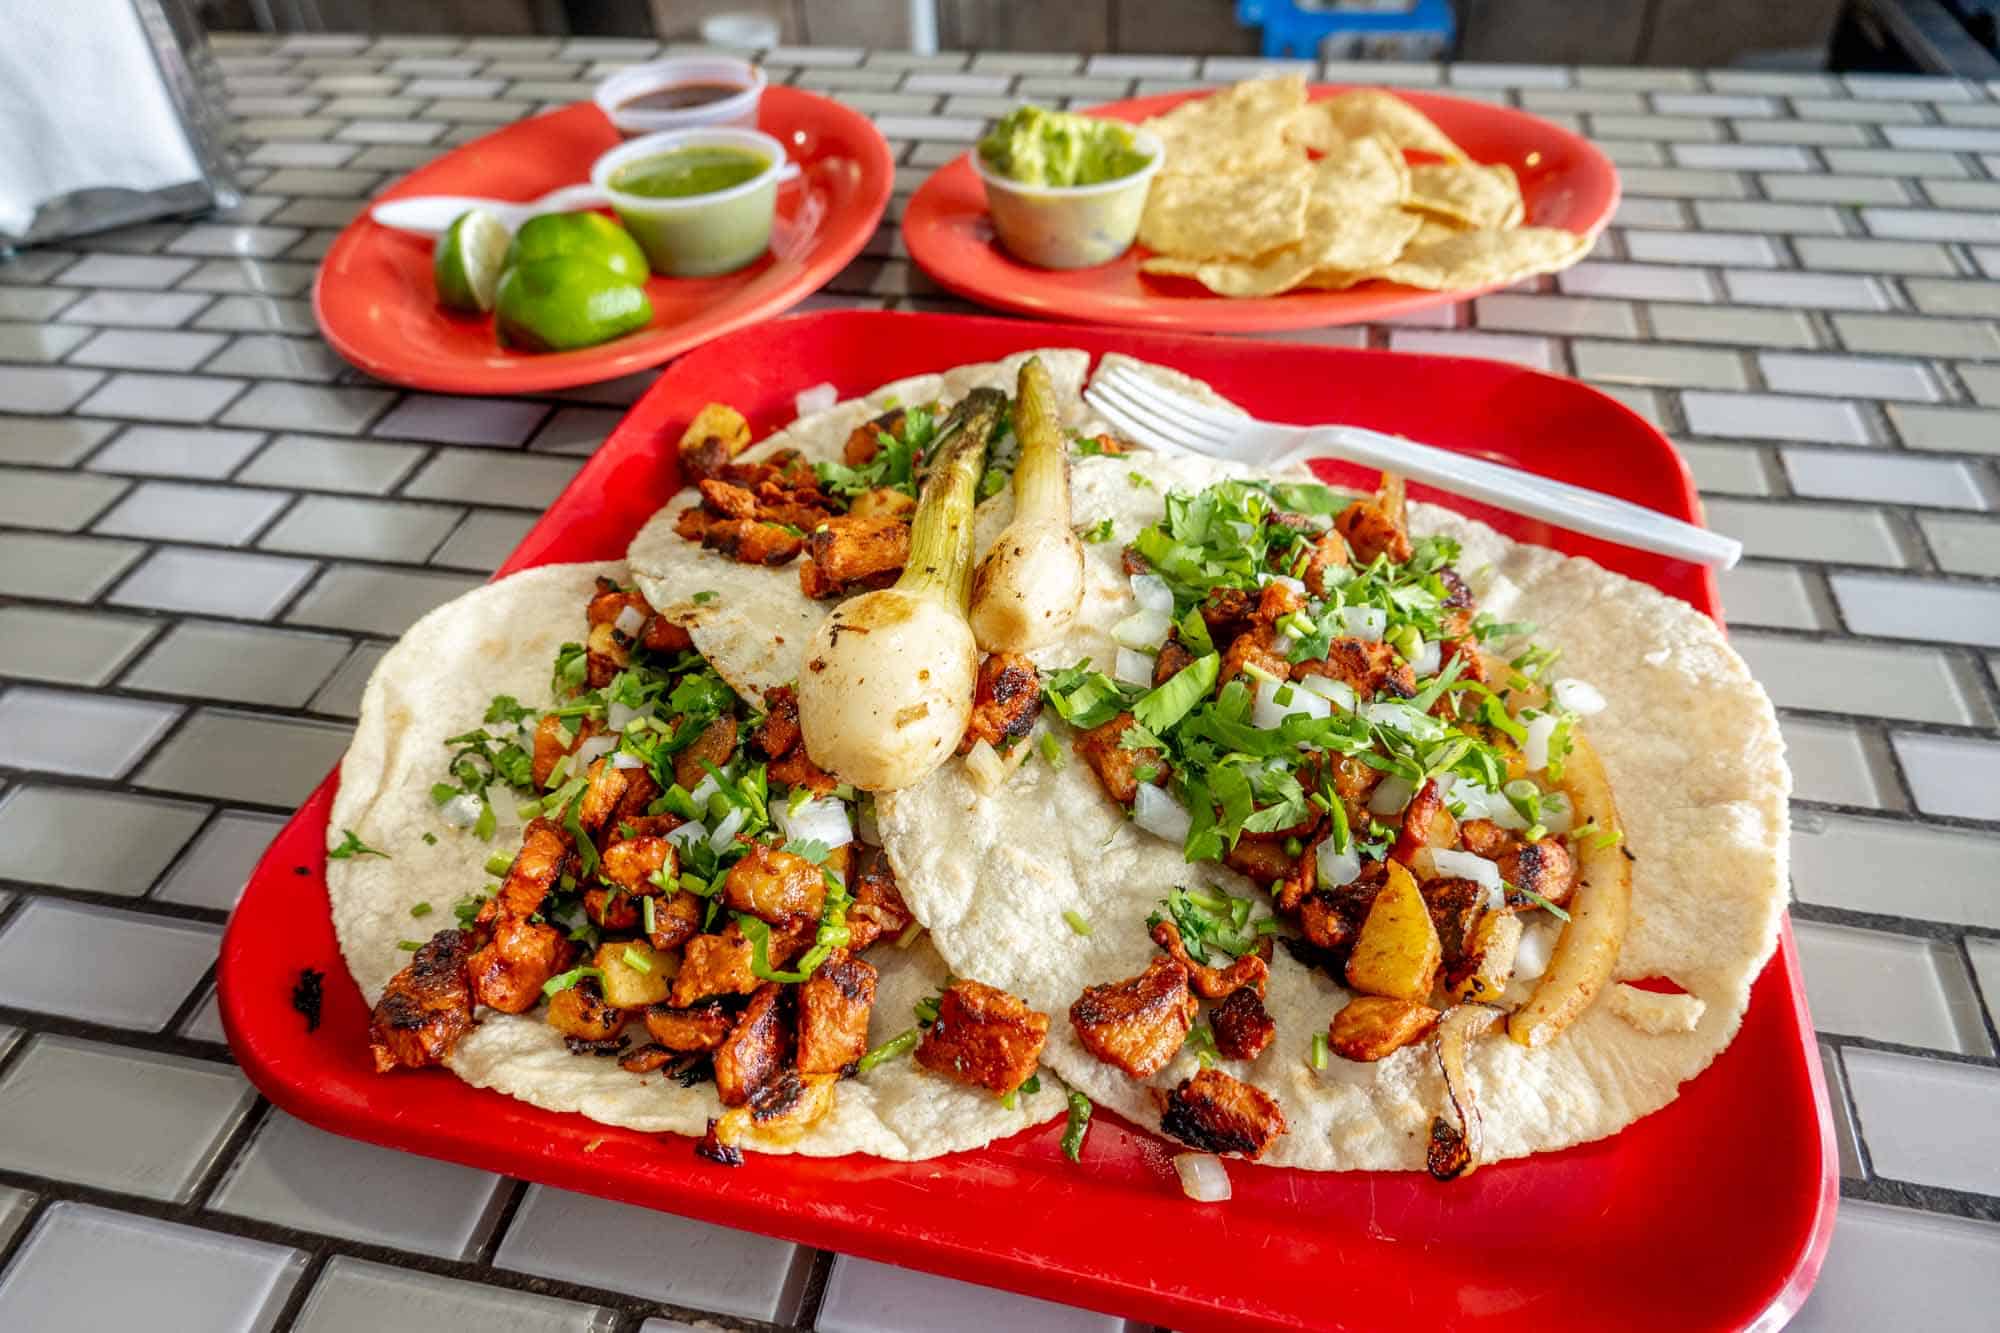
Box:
[594,940,677,1008]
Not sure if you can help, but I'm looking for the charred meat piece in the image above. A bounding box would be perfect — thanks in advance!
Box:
[1328,995,1439,1062]
[1293,637,1416,701]
[1222,833,1295,887]
[1218,628,1291,696]
[1150,919,1269,1000]
[1069,955,1198,1080]
[1390,777,1452,866]
[672,713,738,791]
[642,613,693,655]
[677,510,805,566]
[368,929,480,1072]
[796,949,878,1075]
[843,407,907,466]
[648,889,706,952]
[546,978,627,1043]
[1153,636,1195,687]
[1334,496,1412,565]
[1422,877,1487,968]
[959,652,1042,754]
[585,620,631,689]
[916,979,1050,1095]
[671,931,760,1007]
[468,916,571,1014]
[482,819,568,922]
[600,836,676,895]
[800,516,909,600]
[574,756,631,834]
[644,1002,734,1052]
[1209,987,1276,1062]
[713,983,792,1108]
[728,914,817,967]
[582,887,639,931]
[1120,544,1149,577]
[846,845,914,952]
[610,770,662,828]
[619,1044,678,1074]
[722,842,826,924]
[769,747,839,796]
[1301,529,1350,597]
[1160,1069,1287,1158]
[1073,712,1167,806]
[532,714,598,785]
[1458,820,1579,910]
[751,684,804,758]
[1199,586,1254,641]
[719,1069,838,1145]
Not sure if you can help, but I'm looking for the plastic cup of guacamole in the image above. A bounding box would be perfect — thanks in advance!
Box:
[972,106,1164,270]
[591,127,795,277]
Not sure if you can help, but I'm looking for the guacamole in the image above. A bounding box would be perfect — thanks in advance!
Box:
[978,105,1153,187]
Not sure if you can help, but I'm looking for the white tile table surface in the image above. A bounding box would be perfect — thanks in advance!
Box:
[0,28,1997,1332]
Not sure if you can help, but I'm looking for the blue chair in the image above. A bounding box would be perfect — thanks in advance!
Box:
[1236,0,1457,61]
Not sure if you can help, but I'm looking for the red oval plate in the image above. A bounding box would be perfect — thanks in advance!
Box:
[902,85,1619,330]
[313,88,893,393]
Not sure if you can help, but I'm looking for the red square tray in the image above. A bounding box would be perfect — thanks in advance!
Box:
[220,311,1836,1332]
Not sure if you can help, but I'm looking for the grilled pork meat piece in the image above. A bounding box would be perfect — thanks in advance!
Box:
[467,820,573,1012]
[796,949,878,1075]
[672,931,761,1007]
[582,886,639,931]
[916,980,1049,1095]
[599,836,675,896]
[800,516,909,600]
[1153,636,1196,687]
[675,510,805,566]
[1069,955,1198,1080]
[1209,986,1276,1062]
[672,713,738,791]
[714,983,792,1108]
[1160,1068,1287,1158]
[1328,995,1439,1062]
[1149,919,1269,1000]
[1459,819,1578,909]
[644,1002,734,1052]
[1422,877,1487,969]
[845,845,914,952]
[1074,712,1168,805]
[546,978,627,1043]
[843,407,908,466]
[648,889,706,952]
[1292,637,1416,701]
[368,929,480,1071]
[751,684,805,758]
[1335,495,1412,565]
[959,652,1042,754]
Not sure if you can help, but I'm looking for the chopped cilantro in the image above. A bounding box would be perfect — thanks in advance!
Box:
[327,829,387,860]
[1061,1092,1092,1161]
[1079,516,1115,544]
[409,902,432,918]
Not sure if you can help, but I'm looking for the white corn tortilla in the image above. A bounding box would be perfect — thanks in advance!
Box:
[876,366,1791,1172]
[625,349,1094,707]
[327,560,1066,1158]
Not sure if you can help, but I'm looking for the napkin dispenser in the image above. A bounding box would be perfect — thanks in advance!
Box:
[0,0,240,250]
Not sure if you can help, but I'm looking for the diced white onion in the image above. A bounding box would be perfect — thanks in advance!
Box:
[1132,783,1192,845]
[856,799,880,846]
[438,793,483,828]
[775,794,855,848]
[963,739,1007,794]
[575,734,617,768]
[1129,573,1173,613]
[1251,675,1330,730]
[1411,637,1441,676]
[707,806,747,853]
[1173,1153,1232,1203]
[1273,629,1298,655]
[1112,608,1173,650]
[606,700,639,730]
[1297,674,1358,712]
[1369,773,1415,816]
[1264,573,1306,597]
[1341,606,1386,641]
[613,604,645,637]
[1114,647,1156,686]
[1316,838,1361,888]
[794,382,838,416]
[1430,849,1502,899]
[485,719,518,739]
[610,750,646,769]
[1552,677,1607,716]
[1513,919,1558,981]
[1541,790,1574,835]
[687,771,722,811]
[664,820,709,854]
[1360,701,1444,740]
[1486,786,1531,831]
[1524,713,1558,772]
[1478,571,1523,619]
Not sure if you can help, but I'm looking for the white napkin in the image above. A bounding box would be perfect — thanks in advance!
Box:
[0,0,206,241]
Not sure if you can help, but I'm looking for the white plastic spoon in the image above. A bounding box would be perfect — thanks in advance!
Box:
[369,184,611,238]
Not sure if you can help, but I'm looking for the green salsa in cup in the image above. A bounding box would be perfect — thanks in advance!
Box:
[610,144,771,199]
[591,128,790,278]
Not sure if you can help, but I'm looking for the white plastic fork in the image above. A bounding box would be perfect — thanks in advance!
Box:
[1084,363,1742,570]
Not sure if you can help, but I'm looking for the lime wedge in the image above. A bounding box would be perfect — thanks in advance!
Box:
[495,256,653,352]
[433,208,511,314]
[505,211,650,284]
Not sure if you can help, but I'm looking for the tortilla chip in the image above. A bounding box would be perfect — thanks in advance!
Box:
[1407,161,1522,230]
[1377,226,1591,290]
[1311,134,1409,210]
[1290,89,1466,161]
[1144,198,1420,297]
[1139,166,1311,261]
[1405,213,1466,248]
[1142,74,1308,178]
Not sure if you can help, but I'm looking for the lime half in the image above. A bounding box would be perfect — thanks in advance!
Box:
[494,256,653,352]
[505,211,650,284]
[433,209,510,314]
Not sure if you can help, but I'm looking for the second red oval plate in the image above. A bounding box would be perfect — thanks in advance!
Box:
[314,87,893,393]
[902,85,1619,331]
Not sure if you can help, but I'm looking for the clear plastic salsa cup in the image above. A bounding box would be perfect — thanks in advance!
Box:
[971,125,1165,270]
[591,126,797,277]
[594,56,766,138]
